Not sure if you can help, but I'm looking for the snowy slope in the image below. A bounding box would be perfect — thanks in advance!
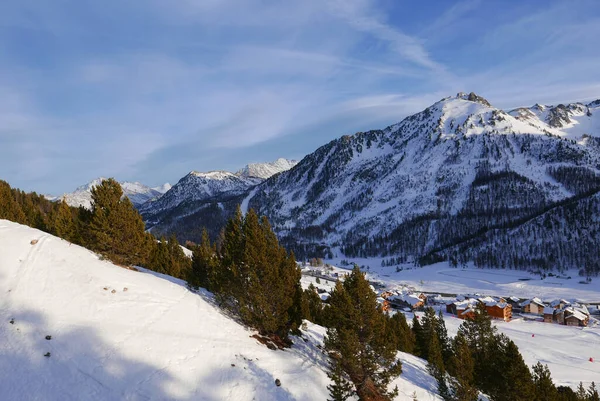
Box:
[510,99,600,140]
[236,158,298,179]
[60,178,170,209]
[0,220,443,401]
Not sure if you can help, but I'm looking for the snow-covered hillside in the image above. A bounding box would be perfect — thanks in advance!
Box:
[59,178,170,209]
[509,99,600,140]
[0,220,443,401]
[236,158,298,179]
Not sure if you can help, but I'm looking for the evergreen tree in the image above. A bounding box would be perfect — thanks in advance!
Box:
[576,382,588,400]
[412,314,424,358]
[457,302,497,389]
[324,267,401,400]
[532,362,558,401]
[51,200,76,242]
[448,333,478,401]
[436,310,452,366]
[147,238,171,275]
[589,382,600,401]
[496,336,535,401]
[387,312,415,354]
[302,283,324,325]
[0,180,26,223]
[427,332,451,401]
[327,356,354,401]
[88,179,150,266]
[211,208,302,341]
[190,229,216,290]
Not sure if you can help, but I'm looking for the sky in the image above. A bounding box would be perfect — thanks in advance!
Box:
[1,0,600,194]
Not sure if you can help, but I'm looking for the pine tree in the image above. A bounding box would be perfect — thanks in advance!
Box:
[496,336,535,401]
[51,200,76,242]
[412,314,424,358]
[211,208,302,342]
[576,382,588,400]
[88,179,150,266]
[436,310,452,366]
[302,283,323,325]
[589,382,600,401]
[427,332,451,400]
[324,267,401,400]
[327,356,354,401]
[387,312,415,354]
[532,362,558,401]
[0,180,26,223]
[448,333,478,401]
[190,229,216,290]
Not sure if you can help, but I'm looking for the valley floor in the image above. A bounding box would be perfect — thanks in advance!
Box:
[313,258,600,389]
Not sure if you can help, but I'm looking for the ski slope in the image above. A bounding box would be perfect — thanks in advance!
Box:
[0,220,442,401]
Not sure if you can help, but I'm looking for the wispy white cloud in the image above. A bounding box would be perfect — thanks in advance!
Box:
[0,0,598,193]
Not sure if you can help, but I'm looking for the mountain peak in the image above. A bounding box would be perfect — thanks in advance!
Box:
[189,170,236,180]
[455,92,492,107]
[236,158,298,179]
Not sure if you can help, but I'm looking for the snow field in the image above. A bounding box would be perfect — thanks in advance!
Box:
[0,220,442,401]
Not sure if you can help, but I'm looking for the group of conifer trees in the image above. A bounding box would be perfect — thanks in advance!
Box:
[0,179,190,278]
[299,267,598,401]
[187,207,303,342]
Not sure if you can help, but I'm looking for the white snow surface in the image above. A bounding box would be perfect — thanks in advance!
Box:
[236,158,298,180]
[0,220,443,401]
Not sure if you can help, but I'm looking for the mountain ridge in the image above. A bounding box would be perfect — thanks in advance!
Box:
[151,92,600,272]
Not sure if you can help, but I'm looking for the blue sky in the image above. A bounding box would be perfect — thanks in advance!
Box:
[1,0,600,194]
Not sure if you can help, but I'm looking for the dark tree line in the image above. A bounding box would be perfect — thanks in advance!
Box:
[0,179,190,278]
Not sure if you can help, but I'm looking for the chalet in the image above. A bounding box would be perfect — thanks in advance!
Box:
[457,304,476,320]
[543,307,555,323]
[507,296,522,312]
[485,302,512,322]
[520,297,546,315]
[550,299,571,309]
[377,297,391,312]
[564,309,588,327]
[447,299,478,320]
[387,293,424,311]
[554,308,565,325]
[446,301,458,315]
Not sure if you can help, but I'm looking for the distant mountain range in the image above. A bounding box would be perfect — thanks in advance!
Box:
[145,92,600,272]
[56,158,297,212]
[50,179,171,209]
[51,93,600,272]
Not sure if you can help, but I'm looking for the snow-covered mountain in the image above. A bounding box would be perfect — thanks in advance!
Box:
[140,159,298,233]
[242,92,600,267]
[236,158,298,179]
[139,92,600,269]
[60,178,170,209]
[0,219,444,401]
